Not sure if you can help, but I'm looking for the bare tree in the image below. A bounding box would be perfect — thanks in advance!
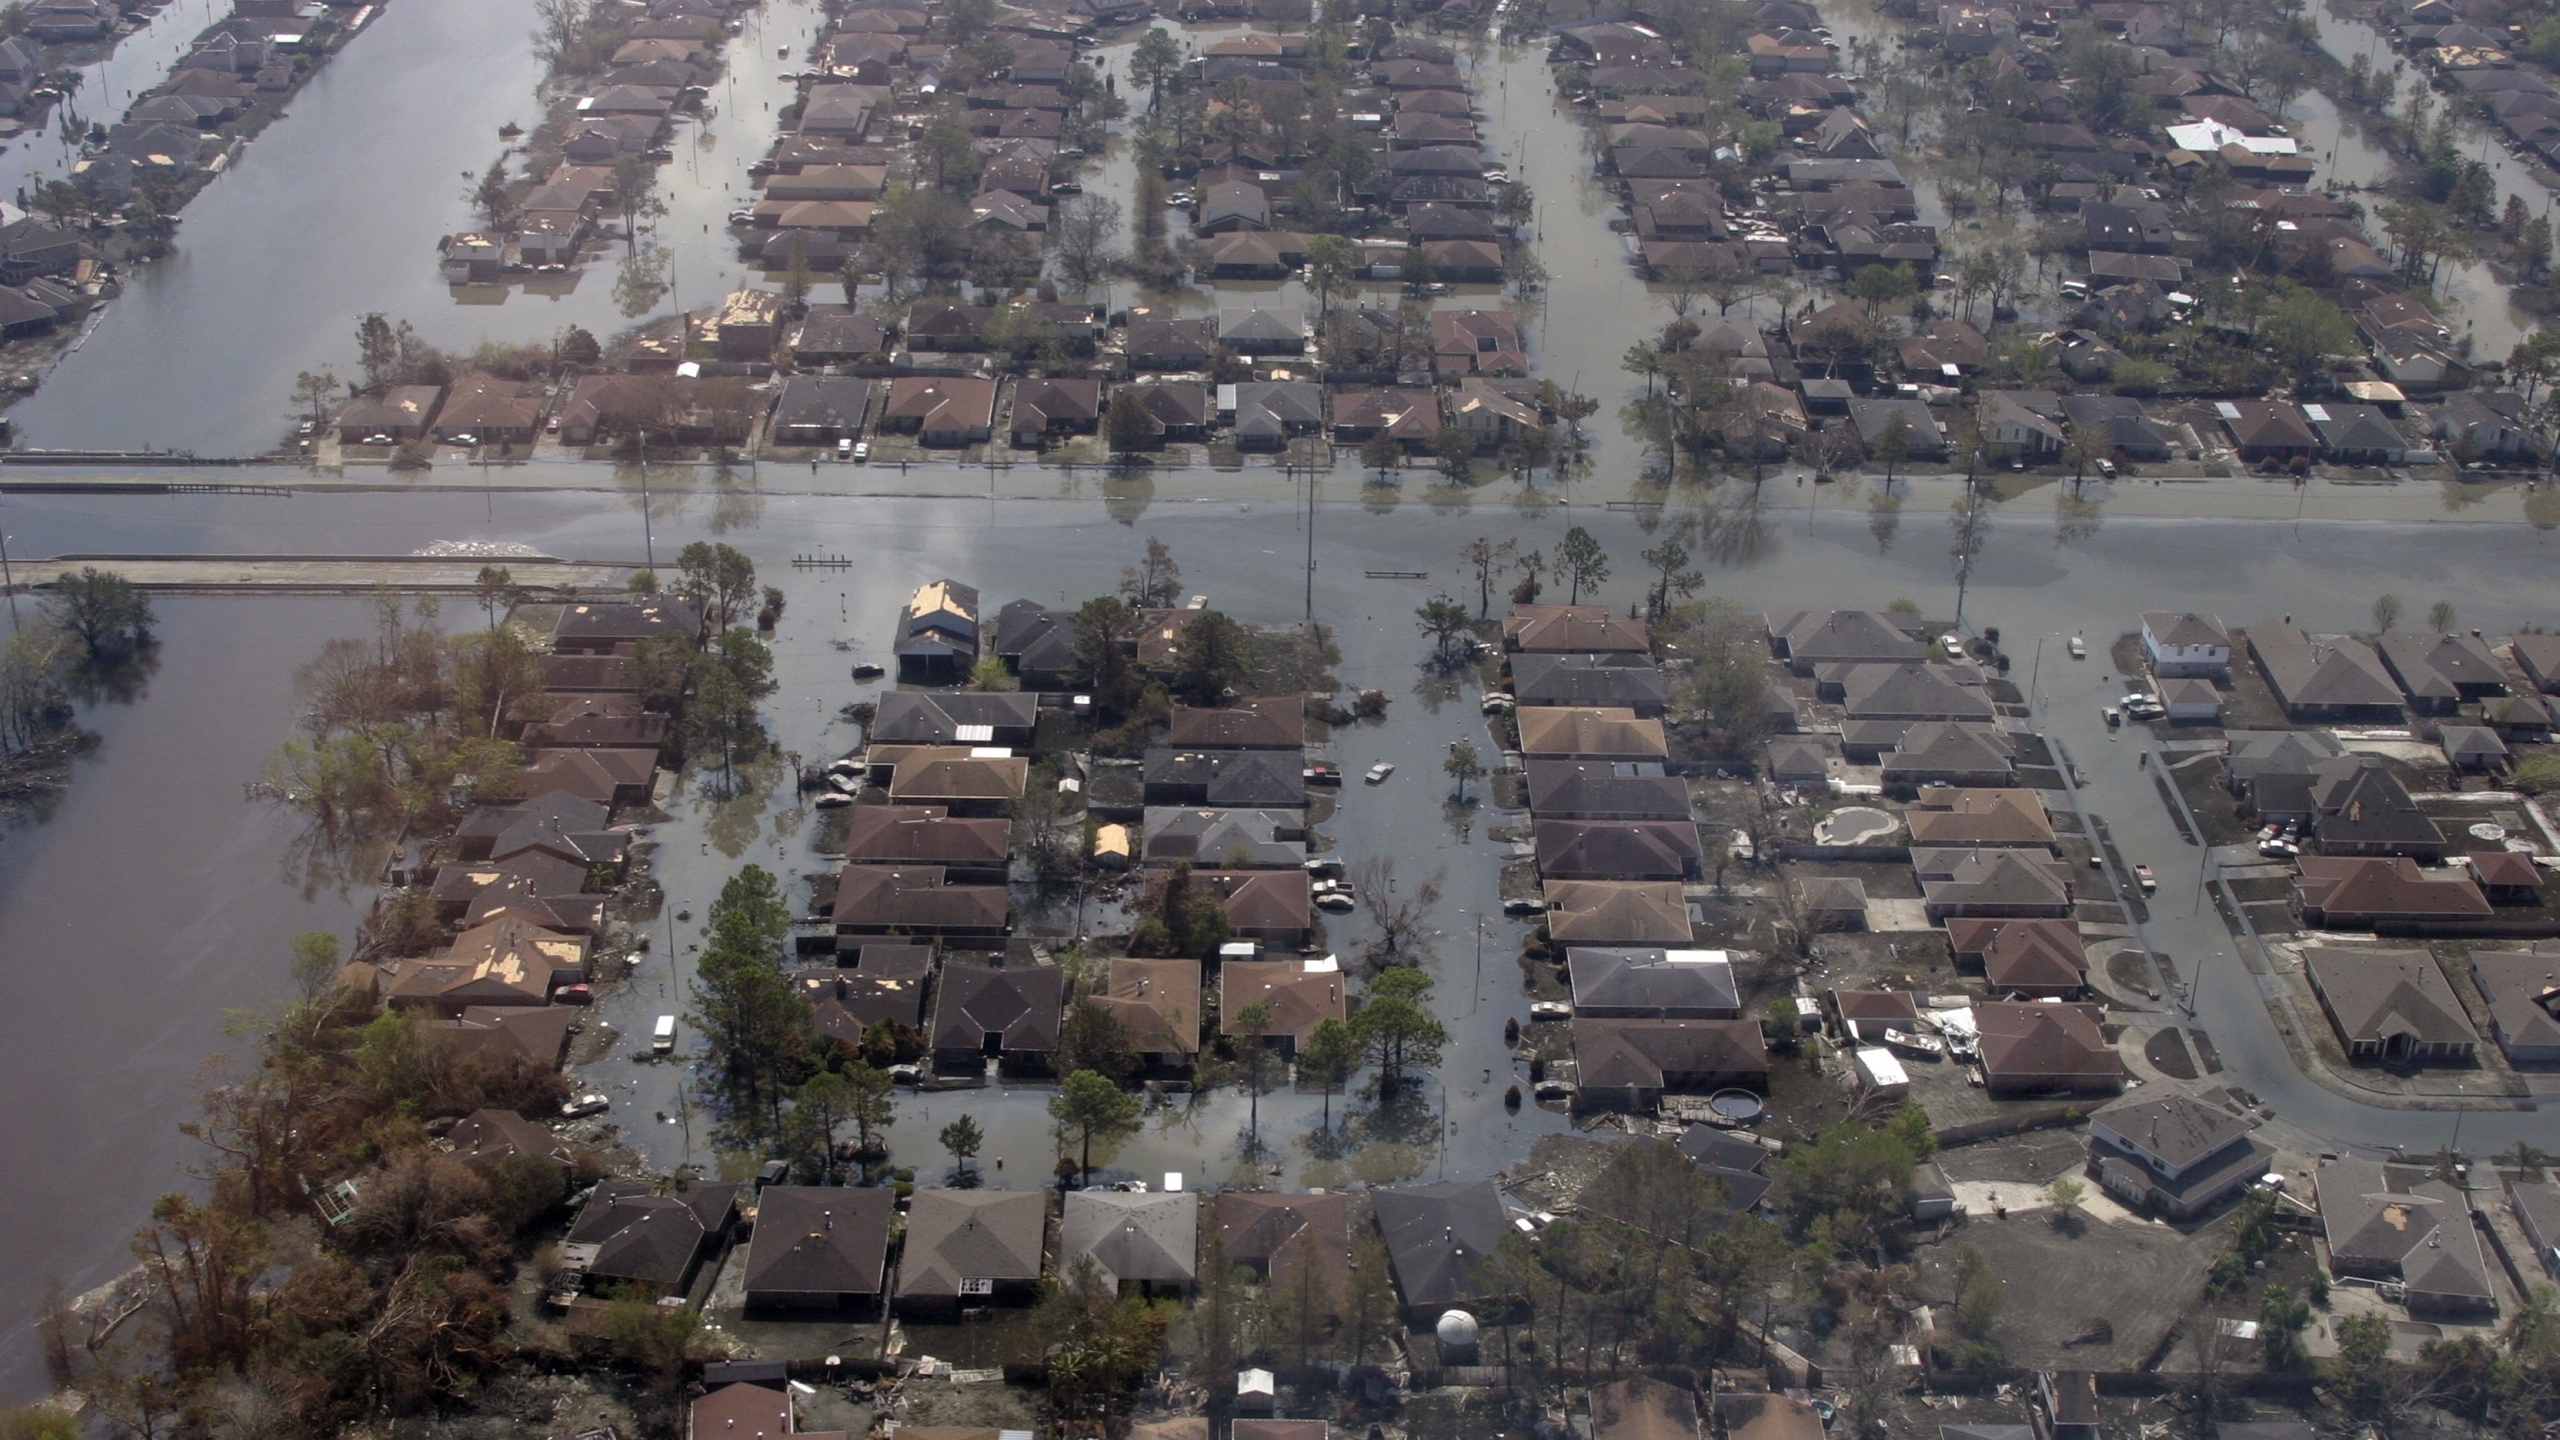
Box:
[1355,856,1444,959]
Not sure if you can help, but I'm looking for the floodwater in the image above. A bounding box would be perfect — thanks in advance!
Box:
[0,595,367,1401]
[6,0,829,456]
[6,484,2560,1399]
[0,0,234,208]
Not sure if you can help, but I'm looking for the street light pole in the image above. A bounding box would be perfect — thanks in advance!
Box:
[0,496,18,633]
[637,428,655,571]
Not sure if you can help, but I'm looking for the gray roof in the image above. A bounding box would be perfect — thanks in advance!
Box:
[2250,624,2404,714]
[2224,729,2345,786]
[2303,947,2477,1049]
[2088,1089,2257,1171]
[898,1189,1049,1297]
[1216,307,1310,344]
[1765,610,1925,667]
[743,1185,894,1299]
[1513,652,1669,712]
[2143,611,2229,648]
[1142,748,1308,807]
[1882,721,2015,778]
[1141,807,1307,867]
[1840,663,1997,722]
[2307,757,2444,851]
[869,689,1041,744]
[1374,1179,1510,1308]
[2469,944,2560,1055]
[2377,631,2505,702]
[1568,946,1740,1014]
[1525,759,1692,820]
[2316,1158,2494,1305]
[1062,1190,1199,1286]
[2440,724,2509,762]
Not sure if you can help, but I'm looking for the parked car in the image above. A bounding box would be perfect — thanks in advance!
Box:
[1365,762,1395,783]
[1304,761,1342,786]
[562,1093,611,1118]
[837,437,854,459]
[1528,1000,1572,1021]
[2134,864,2157,893]
[2067,635,2085,659]
[852,440,870,462]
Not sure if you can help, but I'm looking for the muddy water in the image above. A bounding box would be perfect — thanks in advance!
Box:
[0,595,367,1401]
[0,0,231,206]
[7,0,828,455]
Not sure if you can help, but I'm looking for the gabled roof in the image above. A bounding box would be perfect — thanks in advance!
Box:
[1524,760,1692,820]
[2295,856,2489,920]
[2304,946,2479,1047]
[1944,917,2086,991]
[1166,697,1305,750]
[869,689,1040,744]
[1142,807,1303,868]
[1542,880,1693,944]
[1534,819,1704,879]
[832,865,1010,931]
[1505,605,1652,653]
[1839,663,1996,721]
[1568,946,1738,1012]
[838,807,1012,868]
[2143,611,2230,648]
[1515,705,1669,758]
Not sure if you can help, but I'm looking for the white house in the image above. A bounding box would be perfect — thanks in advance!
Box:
[2140,611,2230,677]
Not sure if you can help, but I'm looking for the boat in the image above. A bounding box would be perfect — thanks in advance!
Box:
[1315,892,1356,913]
[1364,762,1394,783]
[851,662,885,679]
[826,773,859,794]
[814,792,854,808]
[1879,1028,1945,1058]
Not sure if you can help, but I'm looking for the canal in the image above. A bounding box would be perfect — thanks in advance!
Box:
[5,0,829,456]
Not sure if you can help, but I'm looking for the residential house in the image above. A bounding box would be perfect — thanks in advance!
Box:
[1330,387,1443,449]
[1945,917,2087,996]
[881,377,998,445]
[1218,1191,1348,1308]
[796,964,927,1044]
[2303,947,2480,1062]
[2434,389,2541,463]
[869,689,1039,747]
[519,746,657,807]
[1524,759,1692,820]
[1217,306,1310,357]
[1115,381,1212,443]
[1230,380,1323,450]
[1974,1000,2121,1093]
[2248,624,2406,722]
[1719,1393,1826,1440]
[1847,397,1947,459]
[1172,869,1312,947]
[1127,315,1217,371]
[2510,1177,2560,1281]
[2084,1089,2275,1218]
[897,1189,1048,1307]
[2317,1158,2497,1312]
[1543,880,1693,945]
[1976,390,2065,461]
[930,960,1064,1072]
[445,1109,577,1172]
[831,865,1010,938]
[1837,663,1996,723]
[1166,697,1304,750]
[1142,808,1306,868]
[2467,944,2560,1063]
[1510,652,1666,714]
[743,1186,895,1310]
[2217,401,2319,463]
[1094,956,1202,1069]
[2223,729,2347,800]
[1568,946,1739,1016]
[1916,848,2075,920]
[1572,1017,1769,1108]
[2294,856,2488,926]
[1515,705,1669,759]
[1220,956,1347,1054]
[2304,402,2418,465]
[1534,819,1705,881]
[894,579,980,675]
[1765,609,1924,671]
[837,808,1012,881]
[1061,1190,1198,1293]
[2288,757,2445,858]
[789,306,889,364]
[2142,612,2231,677]
[2061,393,2179,460]
[1373,1179,1513,1319]
[562,1178,739,1295]
[336,385,445,444]
[1505,604,1652,654]
[1429,310,1525,376]
[1832,988,1919,1042]
[884,748,1029,813]
[1141,749,1307,809]
[1879,722,2017,786]
[769,376,872,447]
[2376,631,2506,713]
[383,916,589,1014]
[1903,788,2056,848]
[993,600,1082,689]
[550,596,702,653]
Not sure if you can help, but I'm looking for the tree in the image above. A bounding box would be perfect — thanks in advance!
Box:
[558,325,601,367]
[2428,599,2458,632]
[466,154,516,233]
[1118,536,1182,608]
[1224,1001,1287,1158]
[2259,1284,2311,1370]
[1299,1017,1359,1127]
[1361,430,1402,480]
[1050,193,1122,298]
[1444,739,1485,801]
[291,369,340,430]
[1953,1242,2005,1342]
[1433,424,1475,482]
[1639,538,1702,619]
[1055,1000,1140,1082]
[1351,965,1447,1097]
[1547,525,1609,606]
[1512,547,1546,604]
[1458,536,1515,618]
[1130,26,1183,109]
[44,566,154,661]
[1875,411,1912,482]
[940,1115,984,1183]
[1050,1069,1142,1183]
[784,1069,860,1182]
[674,541,757,633]
[1844,262,1917,311]
[688,866,816,1145]
[2373,593,2403,633]
[1306,234,1356,322]
[2260,288,2356,388]
[471,565,513,633]
[1341,1227,1399,1362]
[1416,594,1472,661]
[1105,387,1156,462]
[354,312,400,392]
[610,154,661,249]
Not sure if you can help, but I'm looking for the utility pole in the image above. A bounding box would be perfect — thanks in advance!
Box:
[632,425,650,566]
[1953,446,1983,629]
[1302,460,1316,624]
[0,492,17,632]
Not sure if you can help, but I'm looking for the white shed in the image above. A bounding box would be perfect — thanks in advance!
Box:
[1854,1046,1910,1097]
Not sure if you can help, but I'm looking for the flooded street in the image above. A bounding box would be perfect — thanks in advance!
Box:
[0,0,238,206]
[6,0,828,456]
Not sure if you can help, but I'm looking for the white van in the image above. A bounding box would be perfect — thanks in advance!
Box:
[651,1015,678,1054]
